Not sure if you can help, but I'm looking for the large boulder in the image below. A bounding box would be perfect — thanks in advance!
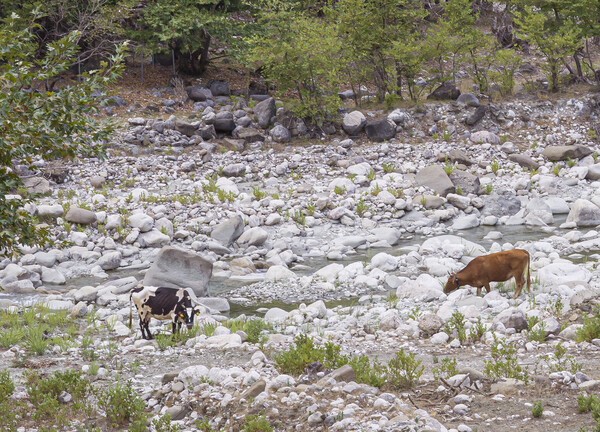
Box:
[542,145,592,162]
[22,176,50,195]
[470,131,501,145]
[493,307,527,331]
[449,170,480,195]
[237,227,268,247]
[566,199,600,226]
[538,262,591,287]
[585,164,600,180]
[235,127,265,143]
[508,154,540,170]
[174,119,197,137]
[254,97,276,128]
[481,191,521,217]
[213,112,236,133]
[427,81,460,100]
[456,93,480,107]
[143,246,212,297]
[465,106,487,126]
[65,207,97,225]
[186,86,208,102]
[211,215,245,246]
[365,118,396,142]
[416,165,455,196]
[342,111,367,136]
[396,274,444,300]
[419,313,445,336]
[269,125,291,143]
[208,80,230,96]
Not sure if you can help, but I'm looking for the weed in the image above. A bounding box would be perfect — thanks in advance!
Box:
[490,159,500,174]
[443,160,455,175]
[536,342,581,375]
[348,355,387,388]
[242,414,273,432]
[306,199,316,216]
[484,184,493,194]
[244,319,271,345]
[532,400,544,418]
[88,362,100,376]
[25,324,49,355]
[468,318,487,343]
[0,326,25,348]
[371,185,382,196]
[442,130,451,141]
[334,185,346,195]
[356,198,369,217]
[577,393,598,413]
[386,348,424,389]
[408,305,423,321]
[292,209,306,227]
[252,187,267,200]
[201,321,217,337]
[97,380,146,428]
[547,297,564,317]
[444,311,467,344]
[382,162,396,173]
[0,369,15,404]
[484,335,529,383]
[366,169,376,181]
[432,357,458,380]
[567,157,578,168]
[577,307,600,343]
[152,413,181,432]
[455,185,463,195]
[528,317,546,343]
[273,334,347,375]
[386,291,398,306]
[552,163,562,176]
[432,132,440,140]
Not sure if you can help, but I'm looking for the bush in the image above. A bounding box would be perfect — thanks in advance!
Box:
[432,357,458,380]
[0,370,14,404]
[242,414,273,432]
[244,319,271,345]
[273,334,348,375]
[576,307,600,343]
[348,355,387,388]
[386,348,424,390]
[484,335,529,384]
[532,400,544,418]
[98,380,146,428]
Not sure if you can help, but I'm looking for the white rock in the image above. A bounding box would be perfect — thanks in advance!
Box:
[265,265,296,282]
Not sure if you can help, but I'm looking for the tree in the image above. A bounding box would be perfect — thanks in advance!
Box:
[130,0,248,75]
[0,12,126,256]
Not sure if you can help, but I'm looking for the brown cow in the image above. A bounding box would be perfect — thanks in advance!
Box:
[444,249,531,299]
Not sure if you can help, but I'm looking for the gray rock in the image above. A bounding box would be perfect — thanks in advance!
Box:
[542,145,592,161]
[416,165,455,196]
[566,199,600,227]
[457,93,480,107]
[22,176,50,194]
[97,251,122,271]
[236,127,265,143]
[466,106,487,126]
[365,118,396,142]
[449,170,480,195]
[490,378,525,394]
[452,214,479,230]
[237,227,268,247]
[37,204,64,218]
[211,215,244,246]
[241,379,266,400]
[481,191,521,217]
[508,154,540,169]
[446,193,470,210]
[128,213,154,232]
[254,97,276,128]
[41,268,66,285]
[137,230,170,248]
[493,307,527,331]
[222,163,246,177]
[419,313,444,336]
[65,207,97,225]
[342,111,367,135]
[427,81,460,100]
[208,80,230,96]
[330,364,355,383]
[174,119,197,137]
[585,164,600,180]
[143,246,212,297]
[186,86,208,102]
[470,131,501,145]
[90,175,106,189]
[448,149,473,166]
[269,125,291,143]
[213,112,236,133]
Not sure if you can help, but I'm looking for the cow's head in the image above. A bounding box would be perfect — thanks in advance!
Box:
[444,273,459,294]
[176,306,201,330]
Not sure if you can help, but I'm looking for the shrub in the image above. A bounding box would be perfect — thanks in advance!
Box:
[244,319,271,345]
[468,318,486,343]
[348,355,387,388]
[242,414,273,432]
[532,400,544,418]
[432,357,458,380]
[576,307,600,343]
[356,198,369,217]
[273,334,347,375]
[98,380,146,428]
[484,335,529,384]
[152,413,181,432]
[386,348,424,390]
[0,370,14,404]
[25,324,49,355]
[444,311,467,344]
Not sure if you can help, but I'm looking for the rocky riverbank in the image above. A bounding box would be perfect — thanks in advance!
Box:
[2,89,600,431]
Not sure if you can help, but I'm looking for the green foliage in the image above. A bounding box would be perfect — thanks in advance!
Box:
[484,184,493,195]
[386,348,424,389]
[0,12,126,256]
[243,319,271,345]
[527,318,546,343]
[242,414,273,432]
[484,335,529,384]
[97,380,147,428]
[382,162,396,173]
[490,159,501,174]
[334,185,347,195]
[532,400,544,418]
[0,370,14,404]
[578,393,599,414]
[468,318,486,343]
[273,334,348,375]
[356,198,369,217]
[253,187,268,200]
[152,413,181,432]
[292,209,306,227]
[432,357,458,380]
[536,342,581,375]
[444,311,467,344]
[348,355,387,388]
[576,307,600,342]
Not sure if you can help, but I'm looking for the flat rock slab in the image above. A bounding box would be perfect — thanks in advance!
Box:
[542,145,592,161]
[143,246,212,297]
[416,165,455,196]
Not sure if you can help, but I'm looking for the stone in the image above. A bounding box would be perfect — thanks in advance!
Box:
[41,268,66,285]
[236,127,265,143]
[508,153,540,169]
[222,163,246,177]
[213,114,236,133]
[65,207,97,225]
[174,119,198,137]
[493,307,527,331]
[419,313,444,336]
[470,131,501,145]
[538,262,591,286]
[427,81,460,100]
[143,246,212,296]
[396,274,444,300]
[490,378,526,394]
[90,175,106,188]
[237,227,268,247]
[481,191,521,217]
[388,109,410,125]
[330,365,355,383]
[342,111,367,135]
[208,79,230,96]
[37,204,64,218]
[254,97,276,128]
[269,124,291,143]
[265,265,296,282]
[586,164,600,180]
[128,213,154,232]
[22,176,50,194]
[466,105,487,126]
[371,252,397,272]
[379,310,401,331]
[542,145,592,161]
[241,379,266,400]
[566,199,600,226]
[97,251,122,271]
[449,170,480,195]
[448,149,473,166]
[446,194,470,210]
[264,307,289,323]
[416,165,455,196]
[211,215,244,246]
[137,230,170,248]
[365,118,396,142]
[456,93,480,107]
[186,86,208,101]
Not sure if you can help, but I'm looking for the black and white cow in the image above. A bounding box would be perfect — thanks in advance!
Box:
[129,286,200,340]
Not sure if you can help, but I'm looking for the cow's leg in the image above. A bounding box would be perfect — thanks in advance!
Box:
[172,319,177,334]
[513,279,524,299]
[476,286,482,296]
[484,284,491,293]
[138,318,147,339]
[145,318,153,340]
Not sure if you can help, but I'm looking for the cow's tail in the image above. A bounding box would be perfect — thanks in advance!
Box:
[526,251,531,292]
[128,292,133,329]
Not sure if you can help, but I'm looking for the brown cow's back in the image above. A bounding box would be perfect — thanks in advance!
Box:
[464,249,529,283]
